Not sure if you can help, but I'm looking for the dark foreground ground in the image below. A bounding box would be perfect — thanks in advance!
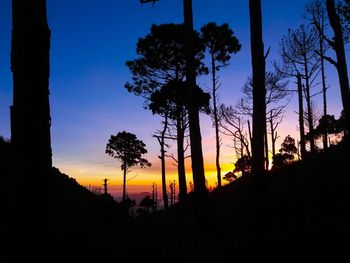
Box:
[1,140,349,261]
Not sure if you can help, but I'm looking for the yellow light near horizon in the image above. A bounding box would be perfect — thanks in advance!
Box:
[58,159,235,194]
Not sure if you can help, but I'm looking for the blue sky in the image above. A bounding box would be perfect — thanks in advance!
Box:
[0,0,346,197]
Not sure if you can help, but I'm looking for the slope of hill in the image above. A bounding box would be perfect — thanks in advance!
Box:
[0,138,128,257]
[1,137,349,260]
[104,143,350,261]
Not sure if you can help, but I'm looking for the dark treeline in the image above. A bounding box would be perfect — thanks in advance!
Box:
[1,0,350,260]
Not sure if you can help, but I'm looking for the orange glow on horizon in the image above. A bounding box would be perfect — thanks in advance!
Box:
[54,120,300,198]
[57,159,235,197]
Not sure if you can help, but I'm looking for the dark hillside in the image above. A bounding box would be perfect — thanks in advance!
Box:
[1,138,349,260]
[0,138,127,257]
[107,143,350,261]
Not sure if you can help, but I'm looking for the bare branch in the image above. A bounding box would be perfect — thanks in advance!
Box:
[264,46,271,60]
[165,153,178,164]
[315,50,338,67]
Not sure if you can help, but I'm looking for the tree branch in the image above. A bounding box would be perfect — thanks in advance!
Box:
[315,50,338,67]
[264,46,271,60]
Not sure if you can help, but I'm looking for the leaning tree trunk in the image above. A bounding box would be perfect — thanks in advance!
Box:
[183,0,207,195]
[247,120,252,154]
[269,112,276,160]
[326,0,350,138]
[319,35,328,150]
[122,161,127,201]
[11,0,52,227]
[297,74,307,159]
[264,120,269,170]
[304,59,316,154]
[160,115,169,210]
[211,54,222,188]
[249,0,266,178]
[176,110,187,203]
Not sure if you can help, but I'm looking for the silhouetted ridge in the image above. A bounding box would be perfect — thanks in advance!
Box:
[0,139,128,256]
[103,143,350,261]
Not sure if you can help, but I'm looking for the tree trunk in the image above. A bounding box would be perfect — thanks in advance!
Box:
[297,74,307,159]
[183,0,207,195]
[177,111,187,202]
[326,0,350,138]
[161,115,169,210]
[319,34,328,150]
[152,183,156,214]
[304,58,316,153]
[122,161,127,201]
[249,0,266,178]
[10,0,52,228]
[264,120,269,170]
[269,112,276,159]
[247,120,252,154]
[211,54,221,188]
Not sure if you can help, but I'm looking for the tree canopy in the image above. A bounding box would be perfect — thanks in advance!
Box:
[149,79,210,118]
[106,131,151,172]
[200,22,241,70]
[273,135,298,168]
[125,23,207,99]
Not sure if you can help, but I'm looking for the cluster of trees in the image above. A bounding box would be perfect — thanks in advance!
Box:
[5,0,350,221]
[223,134,298,181]
[114,0,350,208]
[276,0,350,153]
[123,10,241,208]
[220,0,350,181]
[306,112,347,143]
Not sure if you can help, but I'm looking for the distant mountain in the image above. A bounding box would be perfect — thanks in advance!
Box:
[128,191,152,204]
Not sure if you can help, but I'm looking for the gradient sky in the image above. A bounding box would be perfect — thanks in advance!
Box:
[0,0,346,199]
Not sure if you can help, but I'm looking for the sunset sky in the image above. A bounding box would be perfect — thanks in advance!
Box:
[0,0,346,200]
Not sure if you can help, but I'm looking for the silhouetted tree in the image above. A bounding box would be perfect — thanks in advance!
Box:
[106,131,151,201]
[268,108,283,160]
[304,100,322,147]
[152,182,158,213]
[281,135,298,158]
[311,112,347,144]
[239,71,290,166]
[323,0,350,138]
[139,195,154,214]
[138,0,208,199]
[218,104,251,159]
[296,74,307,159]
[11,0,53,227]
[249,0,266,178]
[314,114,337,139]
[150,80,210,203]
[125,23,207,206]
[305,0,331,150]
[120,197,136,215]
[200,22,241,188]
[169,180,176,206]
[103,178,109,195]
[152,116,169,210]
[125,23,206,97]
[273,135,298,169]
[150,91,170,211]
[150,81,186,208]
[183,0,207,196]
[223,171,237,183]
[279,25,320,153]
[233,155,252,177]
[336,110,347,134]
